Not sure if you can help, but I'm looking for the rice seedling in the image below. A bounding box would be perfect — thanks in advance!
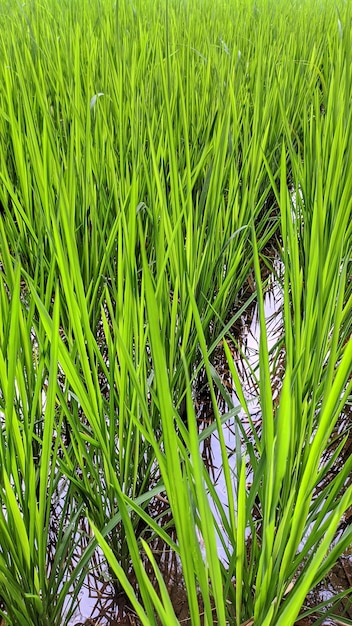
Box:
[0,0,351,624]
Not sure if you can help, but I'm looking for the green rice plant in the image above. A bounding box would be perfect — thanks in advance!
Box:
[0,264,96,626]
[91,12,352,615]
[0,0,318,295]
[0,0,351,624]
[92,240,351,625]
[0,0,287,575]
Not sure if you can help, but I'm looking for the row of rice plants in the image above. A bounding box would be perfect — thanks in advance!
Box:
[0,0,351,624]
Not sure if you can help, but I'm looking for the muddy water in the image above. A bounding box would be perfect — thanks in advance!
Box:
[196,264,284,566]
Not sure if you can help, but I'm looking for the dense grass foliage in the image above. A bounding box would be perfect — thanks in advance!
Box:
[0,0,351,624]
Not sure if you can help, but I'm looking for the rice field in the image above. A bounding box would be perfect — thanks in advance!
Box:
[0,0,351,624]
